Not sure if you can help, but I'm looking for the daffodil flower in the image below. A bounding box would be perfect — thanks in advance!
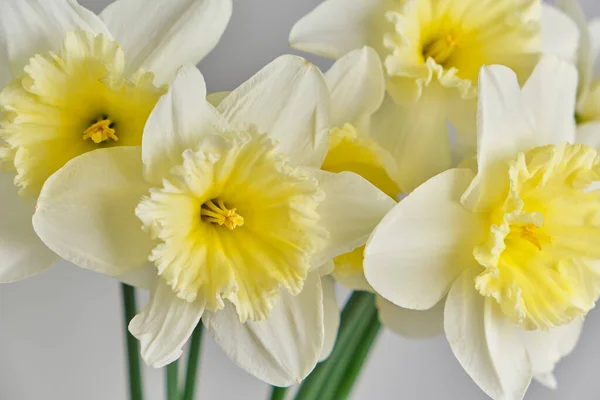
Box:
[364,56,595,399]
[556,0,600,146]
[317,46,448,340]
[32,57,395,385]
[290,0,579,192]
[0,0,232,284]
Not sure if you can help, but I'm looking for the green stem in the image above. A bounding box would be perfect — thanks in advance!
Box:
[182,324,204,400]
[166,361,179,400]
[294,292,375,400]
[269,386,288,400]
[121,284,144,400]
[330,312,382,400]
[316,300,378,400]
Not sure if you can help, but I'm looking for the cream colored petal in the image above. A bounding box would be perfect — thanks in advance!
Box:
[203,271,324,386]
[589,19,600,63]
[320,276,340,361]
[555,0,594,111]
[142,65,226,184]
[116,265,157,291]
[207,91,230,107]
[100,0,232,85]
[33,147,153,276]
[333,270,372,292]
[364,168,483,310]
[313,170,395,265]
[218,55,330,168]
[289,0,386,59]
[129,279,205,368]
[377,296,443,339]
[576,122,600,150]
[0,0,109,78]
[445,268,532,400]
[462,65,534,212]
[370,93,452,193]
[541,4,580,64]
[0,173,58,282]
[521,318,583,390]
[522,57,577,146]
[326,46,385,127]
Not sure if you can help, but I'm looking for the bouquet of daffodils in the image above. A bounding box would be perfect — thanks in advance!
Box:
[1,0,599,399]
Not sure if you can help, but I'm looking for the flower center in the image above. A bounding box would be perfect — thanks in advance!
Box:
[422,32,461,66]
[474,144,600,330]
[508,223,553,251]
[382,0,539,101]
[200,199,244,230]
[83,118,118,144]
[136,130,327,322]
[0,29,164,197]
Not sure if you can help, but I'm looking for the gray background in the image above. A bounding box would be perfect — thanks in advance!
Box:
[1,0,600,399]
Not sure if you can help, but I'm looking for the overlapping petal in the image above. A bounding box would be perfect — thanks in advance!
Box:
[130,280,205,368]
[364,168,484,310]
[203,271,324,386]
[33,147,153,276]
[377,297,444,339]
[0,173,58,282]
[313,170,395,265]
[218,55,330,168]
[326,46,385,128]
[445,268,532,400]
[100,0,232,85]
[0,0,109,78]
[142,65,226,184]
[289,0,386,59]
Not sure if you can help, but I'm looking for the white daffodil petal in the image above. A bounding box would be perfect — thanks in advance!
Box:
[541,4,580,64]
[445,268,532,400]
[589,19,600,62]
[130,280,205,368]
[576,122,600,150]
[100,0,232,85]
[116,265,157,291]
[289,0,385,59]
[142,65,225,184]
[377,296,444,339]
[364,168,483,310]
[320,276,340,361]
[33,147,153,276]
[0,0,109,77]
[463,65,534,212]
[326,46,385,127]
[333,271,372,292]
[218,55,330,168]
[203,271,324,386]
[313,170,395,265]
[521,318,583,389]
[522,57,577,146]
[0,173,58,282]
[206,91,230,107]
[555,0,594,110]
[370,94,452,193]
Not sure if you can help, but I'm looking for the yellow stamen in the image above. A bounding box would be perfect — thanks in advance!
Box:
[422,32,461,65]
[201,199,244,230]
[83,119,118,144]
[512,224,554,251]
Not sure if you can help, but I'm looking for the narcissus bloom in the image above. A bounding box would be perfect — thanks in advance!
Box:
[319,46,400,291]
[33,57,395,384]
[557,0,600,146]
[0,0,231,283]
[365,57,594,399]
[290,0,578,191]
[317,46,445,340]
